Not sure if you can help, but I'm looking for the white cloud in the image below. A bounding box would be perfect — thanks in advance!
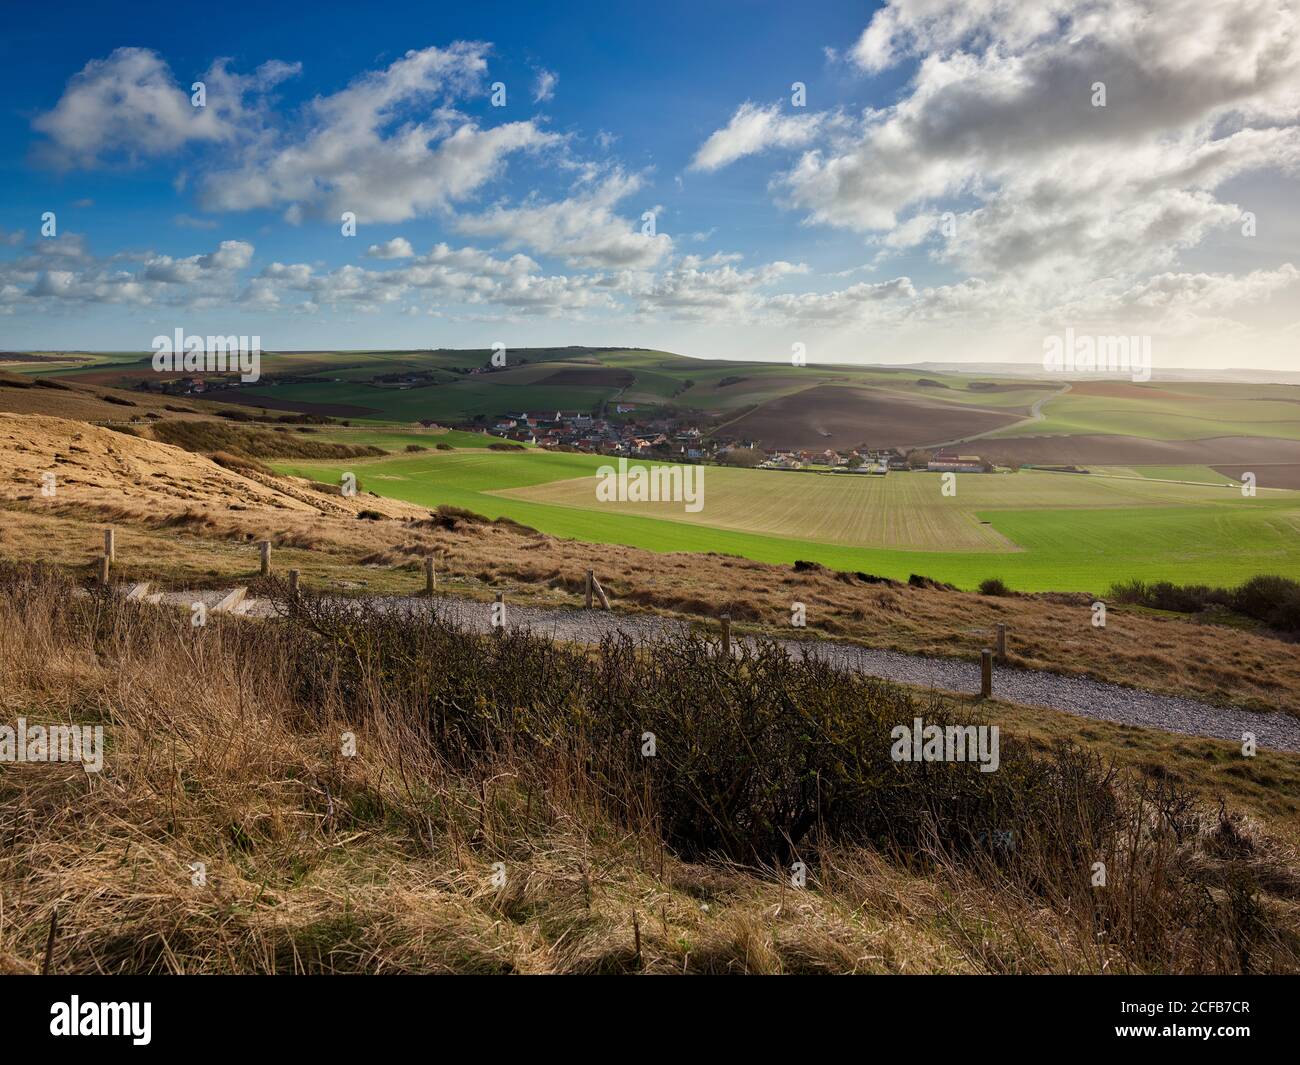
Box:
[37,45,561,226]
[245,242,608,317]
[456,171,672,268]
[789,0,1300,251]
[533,69,558,103]
[142,239,252,283]
[691,102,826,172]
[620,257,810,321]
[197,45,560,222]
[32,47,298,168]
[0,234,252,312]
[367,237,416,259]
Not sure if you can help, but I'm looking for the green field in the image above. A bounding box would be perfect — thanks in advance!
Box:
[990,382,1300,441]
[271,450,1300,592]
[1090,464,1242,485]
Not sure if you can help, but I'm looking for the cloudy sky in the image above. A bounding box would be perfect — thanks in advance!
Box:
[1,0,1297,370]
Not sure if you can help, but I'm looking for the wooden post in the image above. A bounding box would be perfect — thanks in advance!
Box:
[98,555,110,586]
[258,540,271,577]
[995,623,1006,662]
[494,591,505,635]
[288,569,300,599]
[425,556,435,595]
[981,648,993,699]
[103,527,115,562]
[720,613,732,656]
[585,569,594,609]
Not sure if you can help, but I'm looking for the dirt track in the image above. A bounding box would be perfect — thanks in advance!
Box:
[157,587,1300,754]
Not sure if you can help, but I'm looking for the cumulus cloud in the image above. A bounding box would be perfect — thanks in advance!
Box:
[142,239,252,283]
[36,45,560,225]
[197,45,559,222]
[32,47,299,168]
[691,102,826,171]
[0,234,254,310]
[785,0,1300,266]
[367,237,416,259]
[702,0,1300,343]
[456,171,672,268]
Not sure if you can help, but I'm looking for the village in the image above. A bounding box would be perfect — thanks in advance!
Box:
[475,406,991,474]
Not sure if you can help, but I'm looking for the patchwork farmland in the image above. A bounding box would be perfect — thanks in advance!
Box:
[272,448,1300,591]
[11,345,1300,591]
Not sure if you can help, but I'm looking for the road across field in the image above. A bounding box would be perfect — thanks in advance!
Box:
[159,587,1300,754]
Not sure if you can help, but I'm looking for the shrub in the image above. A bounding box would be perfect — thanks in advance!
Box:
[1234,575,1300,632]
[274,588,1104,864]
[1109,575,1300,634]
[154,419,385,460]
[978,578,1010,596]
[210,450,274,476]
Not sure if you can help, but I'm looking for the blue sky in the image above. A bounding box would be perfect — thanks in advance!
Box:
[1,0,1298,370]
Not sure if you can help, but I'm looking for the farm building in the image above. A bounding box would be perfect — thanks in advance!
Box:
[928,454,987,473]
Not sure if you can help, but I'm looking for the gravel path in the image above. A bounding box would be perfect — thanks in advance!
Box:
[154,588,1300,754]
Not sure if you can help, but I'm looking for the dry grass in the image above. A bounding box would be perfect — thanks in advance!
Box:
[3,500,1300,720]
[0,567,1298,974]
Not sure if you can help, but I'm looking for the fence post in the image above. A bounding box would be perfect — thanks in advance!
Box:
[494,591,505,635]
[981,648,993,699]
[98,555,110,586]
[995,623,1006,662]
[425,556,435,595]
[288,569,300,599]
[585,569,594,609]
[720,613,732,656]
[104,527,115,562]
[258,540,271,577]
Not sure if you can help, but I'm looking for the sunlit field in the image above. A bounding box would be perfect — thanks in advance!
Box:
[273,451,1300,591]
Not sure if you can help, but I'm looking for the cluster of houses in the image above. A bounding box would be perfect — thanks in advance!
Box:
[480,414,995,474]
[483,410,721,460]
[761,448,906,473]
[762,449,990,474]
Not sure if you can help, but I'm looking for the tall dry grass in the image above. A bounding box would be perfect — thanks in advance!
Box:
[0,563,1296,974]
